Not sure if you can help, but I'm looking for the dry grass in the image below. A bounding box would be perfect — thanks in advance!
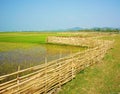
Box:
[59,34,120,94]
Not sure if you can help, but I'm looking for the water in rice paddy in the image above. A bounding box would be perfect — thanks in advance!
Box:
[0,44,85,75]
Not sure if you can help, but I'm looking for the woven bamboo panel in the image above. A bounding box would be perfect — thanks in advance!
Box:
[0,37,114,94]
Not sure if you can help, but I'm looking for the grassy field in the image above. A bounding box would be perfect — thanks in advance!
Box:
[59,34,120,94]
[0,32,56,44]
[0,32,54,51]
[0,32,119,93]
[0,31,108,44]
[0,32,86,75]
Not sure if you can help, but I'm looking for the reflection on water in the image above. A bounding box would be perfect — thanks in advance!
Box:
[0,44,85,75]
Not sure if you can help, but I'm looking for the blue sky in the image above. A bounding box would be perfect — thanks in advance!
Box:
[0,0,120,31]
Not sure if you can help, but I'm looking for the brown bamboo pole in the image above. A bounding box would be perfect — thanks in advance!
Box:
[58,51,62,89]
[44,57,47,94]
[0,36,114,94]
[17,65,20,94]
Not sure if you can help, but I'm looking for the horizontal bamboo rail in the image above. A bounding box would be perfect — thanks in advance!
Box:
[0,36,114,94]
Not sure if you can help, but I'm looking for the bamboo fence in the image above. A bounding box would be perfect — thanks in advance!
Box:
[0,37,114,94]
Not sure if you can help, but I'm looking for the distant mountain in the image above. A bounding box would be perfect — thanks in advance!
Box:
[68,27,83,31]
[92,27,120,30]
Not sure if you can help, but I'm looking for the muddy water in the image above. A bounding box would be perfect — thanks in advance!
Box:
[0,44,85,75]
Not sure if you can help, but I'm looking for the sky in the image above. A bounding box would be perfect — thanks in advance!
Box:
[0,0,120,31]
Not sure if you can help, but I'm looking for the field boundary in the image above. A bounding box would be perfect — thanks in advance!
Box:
[0,36,114,94]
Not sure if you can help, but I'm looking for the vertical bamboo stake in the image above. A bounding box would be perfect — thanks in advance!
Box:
[88,47,91,66]
[71,51,75,79]
[58,51,62,88]
[97,40,99,61]
[102,40,105,59]
[59,51,62,59]
[17,65,20,93]
[46,37,48,43]
[45,57,47,94]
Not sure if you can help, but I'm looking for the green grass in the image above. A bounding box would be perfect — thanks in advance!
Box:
[0,32,119,93]
[59,34,120,94]
[0,32,105,44]
[0,32,57,43]
[0,32,59,51]
[0,32,87,75]
[0,32,94,51]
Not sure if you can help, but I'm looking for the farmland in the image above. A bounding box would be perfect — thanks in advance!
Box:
[59,33,120,94]
[0,32,119,94]
[0,32,86,75]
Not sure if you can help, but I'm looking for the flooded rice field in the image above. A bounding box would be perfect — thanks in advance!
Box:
[0,44,85,75]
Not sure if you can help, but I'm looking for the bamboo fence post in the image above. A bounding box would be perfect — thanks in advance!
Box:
[44,57,47,94]
[88,47,91,66]
[83,49,86,69]
[100,40,103,60]
[17,65,20,94]
[71,51,75,79]
[46,37,48,43]
[58,51,62,88]
[94,37,96,47]
[97,39,100,60]
[88,47,90,64]
[102,40,105,59]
